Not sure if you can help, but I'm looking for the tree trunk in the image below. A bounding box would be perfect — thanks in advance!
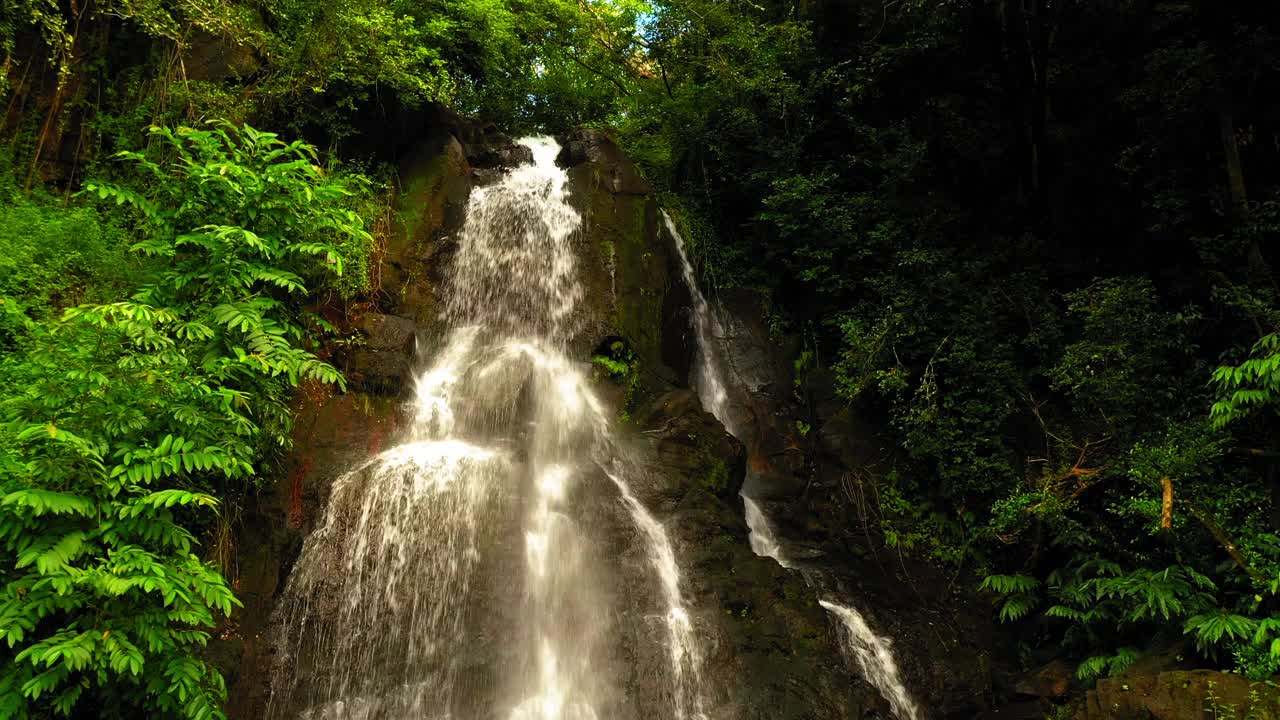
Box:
[1218,107,1247,219]
[1160,477,1173,531]
[1270,464,1280,532]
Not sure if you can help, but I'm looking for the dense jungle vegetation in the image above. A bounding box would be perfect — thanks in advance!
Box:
[3,0,1280,716]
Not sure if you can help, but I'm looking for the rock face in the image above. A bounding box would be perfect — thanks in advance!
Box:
[1016,659,1075,700]
[674,283,1015,717]
[219,390,402,717]
[559,127,679,393]
[631,390,882,719]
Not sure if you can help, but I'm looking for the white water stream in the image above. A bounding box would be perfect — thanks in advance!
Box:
[270,138,705,720]
[820,601,922,720]
[664,211,922,720]
[662,212,787,567]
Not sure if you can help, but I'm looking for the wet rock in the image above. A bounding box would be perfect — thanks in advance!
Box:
[224,390,402,718]
[559,128,650,195]
[630,390,891,720]
[1016,659,1075,699]
[383,130,471,332]
[459,120,534,170]
[356,312,415,351]
[467,142,534,169]
[223,119,483,715]
[659,275,696,382]
[556,139,590,168]
[638,390,744,503]
[348,349,410,394]
[184,31,260,81]
[342,311,416,394]
[565,130,679,403]
[667,249,1020,718]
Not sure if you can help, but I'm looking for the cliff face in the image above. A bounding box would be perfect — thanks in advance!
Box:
[217,116,1004,719]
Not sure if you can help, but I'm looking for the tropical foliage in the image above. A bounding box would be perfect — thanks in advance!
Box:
[0,123,364,717]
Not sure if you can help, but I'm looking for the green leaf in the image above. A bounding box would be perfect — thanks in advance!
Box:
[2,491,95,518]
[979,574,1040,594]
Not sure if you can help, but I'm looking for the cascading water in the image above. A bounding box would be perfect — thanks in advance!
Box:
[662,212,786,566]
[269,138,705,720]
[819,601,922,720]
[664,211,923,720]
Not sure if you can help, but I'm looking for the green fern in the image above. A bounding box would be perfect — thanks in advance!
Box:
[980,574,1042,623]
[1212,333,1280,428]
[1076,647,1139,682]
[980,573,1040,594]
[998,594,1039,622]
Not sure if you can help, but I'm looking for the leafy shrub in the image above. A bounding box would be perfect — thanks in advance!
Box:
[1048,277,1188,431]
[0,199,131,314]
[1213,331,1280,428]
[0,122,366,718]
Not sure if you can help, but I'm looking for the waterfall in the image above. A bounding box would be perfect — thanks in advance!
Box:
[663,211,923,720]
[819,601,922,720]
[269,138,705,720]
[662,211,786,566]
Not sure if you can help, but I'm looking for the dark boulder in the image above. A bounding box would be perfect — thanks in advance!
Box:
[558,128,651,195]
[1016,659,1075,699]
[467,142,534,170]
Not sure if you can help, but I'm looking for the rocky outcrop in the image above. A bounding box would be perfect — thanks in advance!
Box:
[219,390,401,718]
[1078,669,1280,720]
[662,280,1016,717]
[559,128,681,400]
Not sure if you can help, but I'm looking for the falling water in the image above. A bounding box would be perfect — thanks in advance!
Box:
[820,601,922,720]
[741,496,787,565]
[270,138,705,720]
[664,212,923,720]
[663,212,786,567]
[662,212,734,436]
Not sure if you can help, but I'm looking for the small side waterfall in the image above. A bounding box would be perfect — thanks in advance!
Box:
[664,211,923,720]
[820,601,922,720]
[662,211,786,565]
[269,138,705,720]
[742,495,786,564]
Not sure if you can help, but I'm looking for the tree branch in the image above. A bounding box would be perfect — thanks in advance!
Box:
[1189,503,1264,583]
[565,50,631,96]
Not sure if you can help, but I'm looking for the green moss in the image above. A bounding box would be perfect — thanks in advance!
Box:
[704,458,729,492]
[607,197,664,366]
[600,237,616,268]
[392,141,450,257]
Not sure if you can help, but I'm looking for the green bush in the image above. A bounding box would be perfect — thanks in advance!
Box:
[0,122,366,718]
